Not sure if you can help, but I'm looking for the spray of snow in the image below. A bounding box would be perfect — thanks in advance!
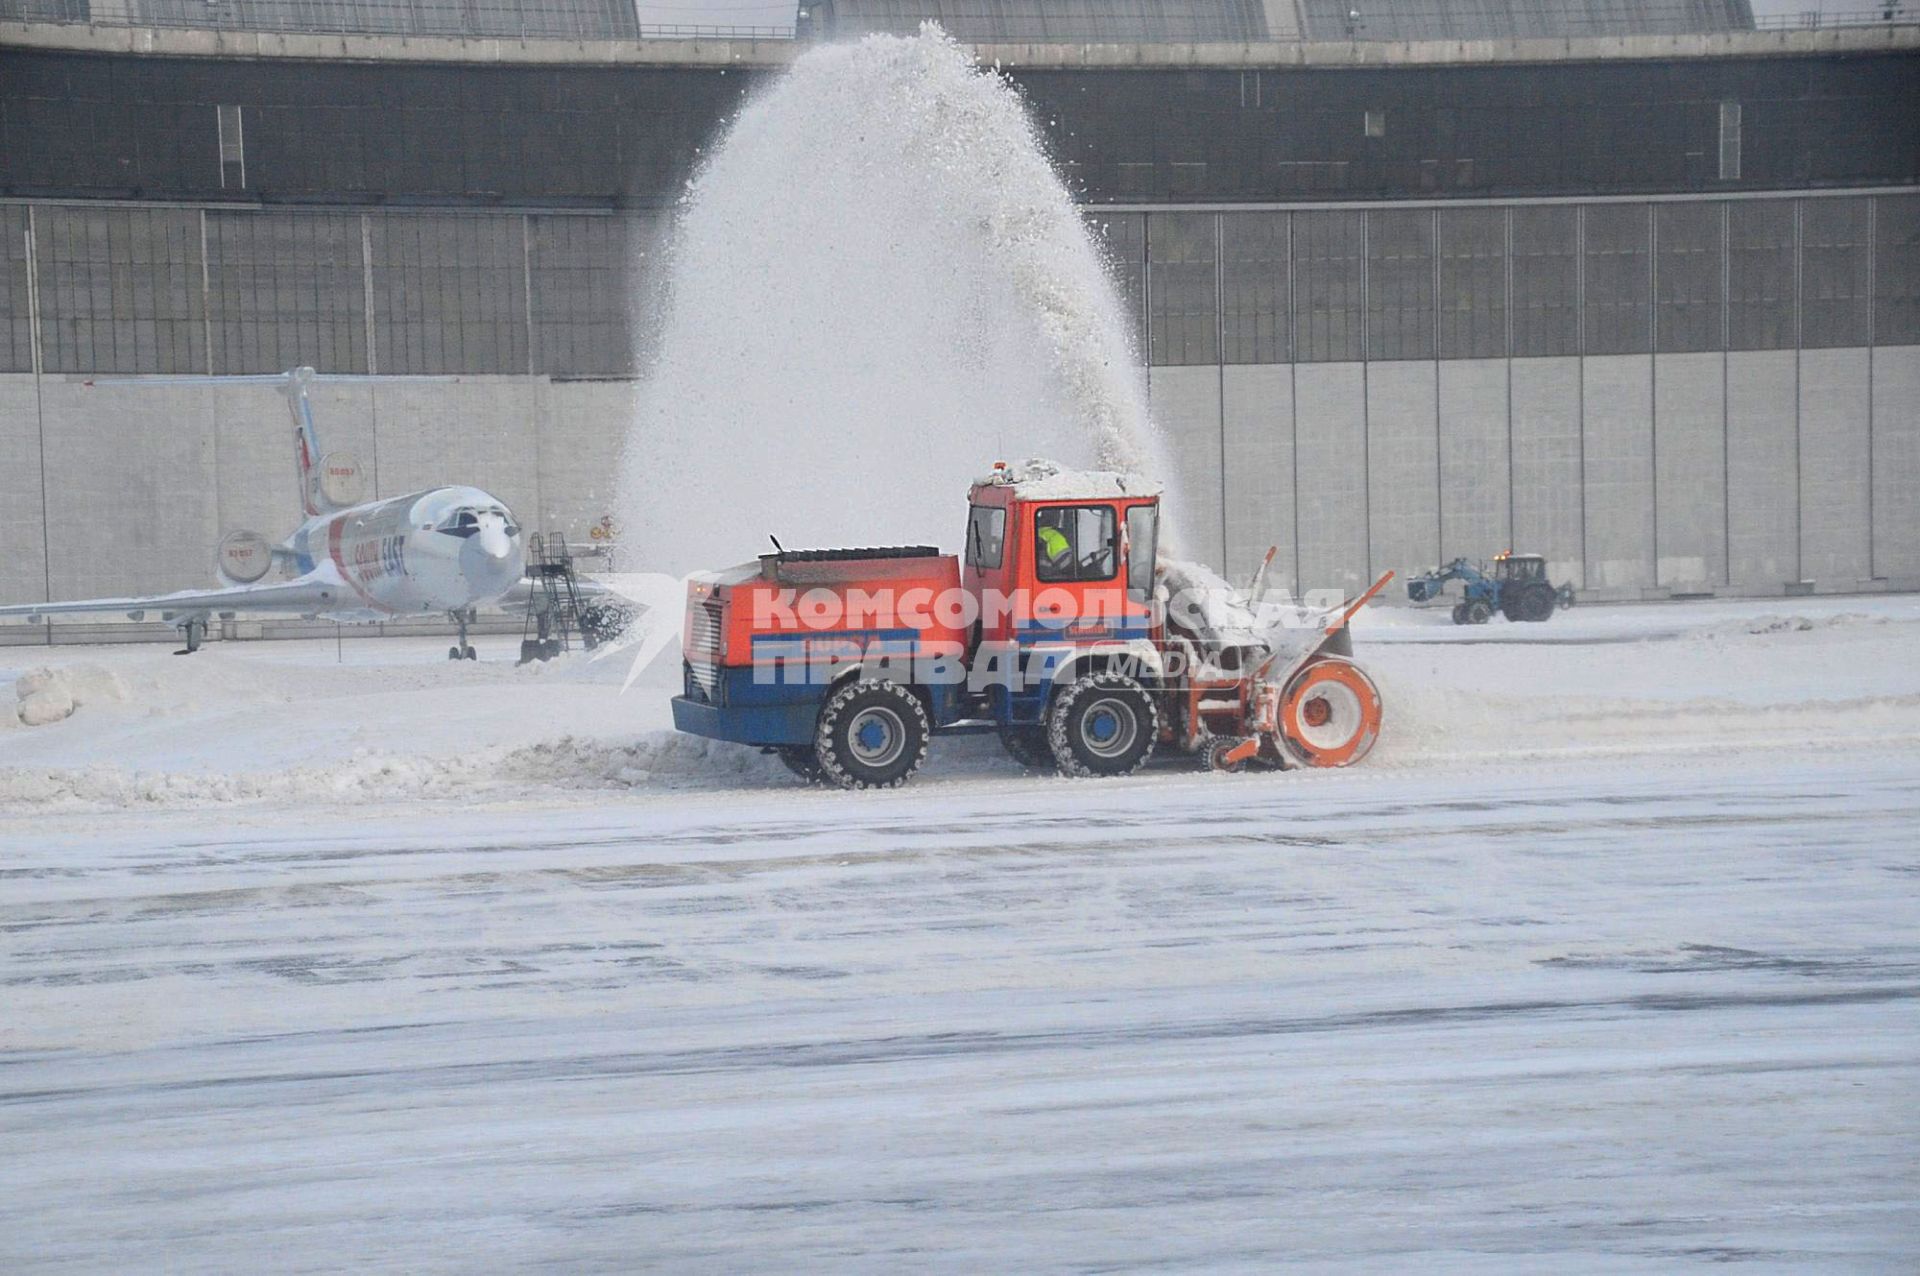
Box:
[619,26,1171,575]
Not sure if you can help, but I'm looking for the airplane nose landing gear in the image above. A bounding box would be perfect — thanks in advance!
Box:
[448,608,477,661]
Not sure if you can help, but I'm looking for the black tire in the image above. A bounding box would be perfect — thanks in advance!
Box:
[815,679,931,790]
[1500,594,1524,623]
[1464,599,1493,625]
[1047,672,1158,778]
[1201,736,1250,774]
[449,645,464,661]
[1518,582,1557,622]
[1450,602,1467,625]
[1000,725,1056,772]
[775,745,823,784]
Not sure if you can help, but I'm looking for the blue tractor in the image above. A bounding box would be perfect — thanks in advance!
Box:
[1405,553,1575,625]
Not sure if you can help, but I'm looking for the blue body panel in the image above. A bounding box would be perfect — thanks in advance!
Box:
[674,659,971,747]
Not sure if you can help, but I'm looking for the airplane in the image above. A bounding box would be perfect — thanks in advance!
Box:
[0,368,527,658]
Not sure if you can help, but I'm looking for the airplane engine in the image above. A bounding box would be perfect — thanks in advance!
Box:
[309,451,366,512]
[217,530,276,585]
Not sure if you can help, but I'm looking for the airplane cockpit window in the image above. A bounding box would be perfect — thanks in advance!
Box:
[437,507,519,539]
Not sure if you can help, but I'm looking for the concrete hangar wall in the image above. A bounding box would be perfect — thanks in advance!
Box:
[0,26,1917,614]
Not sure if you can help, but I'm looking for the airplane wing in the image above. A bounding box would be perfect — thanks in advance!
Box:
[494,574,615,612]
[0,570,360,623]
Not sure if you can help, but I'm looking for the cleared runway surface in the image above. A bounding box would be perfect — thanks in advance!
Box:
[4,749,1917,1271]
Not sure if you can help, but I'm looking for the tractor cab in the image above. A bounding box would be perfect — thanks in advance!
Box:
[964,459,1162,647]
[964,459,1165,730]
[1492,553,1547,585]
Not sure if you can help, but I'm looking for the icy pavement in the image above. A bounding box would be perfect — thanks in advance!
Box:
[1,596,1918,1269]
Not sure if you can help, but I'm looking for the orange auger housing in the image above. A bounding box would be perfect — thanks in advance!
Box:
[672,459,1387,789]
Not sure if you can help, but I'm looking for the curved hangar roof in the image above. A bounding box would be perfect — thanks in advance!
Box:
[803,0,1755,42]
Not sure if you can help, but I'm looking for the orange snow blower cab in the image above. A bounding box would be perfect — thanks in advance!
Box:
[672,459,1389,789]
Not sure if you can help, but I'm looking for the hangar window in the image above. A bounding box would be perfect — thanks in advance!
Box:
[217,105,245,191]
[1727,200,1796,351]
[1292,210,1366,362]
[1656,202,1725,353]
[1437,207,1507,360]
[1364,109,1386,138]
[1875,195,1920,346]
[1583,204,1652,356]
[1367,208,1435,361]
[1801,198,1870,348]
[1221,213,1289,364]
[1148,212,1220,366]
[1511,206,1579,358]
[1718,101,1742,182]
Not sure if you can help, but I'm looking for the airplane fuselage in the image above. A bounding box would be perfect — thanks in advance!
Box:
[282,486,526,622]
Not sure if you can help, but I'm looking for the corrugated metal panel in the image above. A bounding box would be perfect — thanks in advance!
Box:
[813,0,1270,42]
[1297,0,1753,42]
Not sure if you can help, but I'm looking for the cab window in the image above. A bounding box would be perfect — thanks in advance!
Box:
[1125,504,1158,602]
[965,505,1006,569]
[1034,505,1117,583]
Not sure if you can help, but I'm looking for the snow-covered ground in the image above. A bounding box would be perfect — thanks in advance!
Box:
[2,596,1917,1270]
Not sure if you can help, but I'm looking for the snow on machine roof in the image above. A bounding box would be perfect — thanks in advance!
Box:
[976,458,1163,501]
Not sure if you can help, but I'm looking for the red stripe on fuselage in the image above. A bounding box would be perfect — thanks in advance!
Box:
[327,515,390,612]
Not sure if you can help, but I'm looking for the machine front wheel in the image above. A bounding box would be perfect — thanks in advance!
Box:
[1450,602,1467,625]
[1464,599,1493,625]
[1201,736,1253,773]
[1048,672,1158,778]
[999,725,1056,772]
[815,679,931,790]
[775,745,823,784]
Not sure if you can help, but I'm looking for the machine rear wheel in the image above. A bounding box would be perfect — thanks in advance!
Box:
[1518,582,1557,622]
[1280,659,1383,768]
[1464,599,1493,625]
[815,679,930,790]
[1048,672,1158,778]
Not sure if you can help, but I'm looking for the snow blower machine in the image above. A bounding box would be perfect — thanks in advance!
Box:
[672,459,1390,789]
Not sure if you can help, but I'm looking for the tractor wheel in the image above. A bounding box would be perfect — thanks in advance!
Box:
[1518,582,1558,622]
[1201,736,1252,774]
[814,679,930,790]
[775,745,823,784]
[999,725,1056,772]
[1464,599,1493,625]
[1450,602,1468,625]
[1048,672,1158,778]
[1279,659,1383,768]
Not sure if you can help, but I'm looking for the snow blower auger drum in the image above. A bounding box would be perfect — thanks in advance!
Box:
[1278,659,1382,768]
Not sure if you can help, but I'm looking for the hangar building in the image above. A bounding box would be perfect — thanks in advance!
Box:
[0,0,1916,626]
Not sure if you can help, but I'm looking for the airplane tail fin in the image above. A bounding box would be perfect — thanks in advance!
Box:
[283,367,365,517]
